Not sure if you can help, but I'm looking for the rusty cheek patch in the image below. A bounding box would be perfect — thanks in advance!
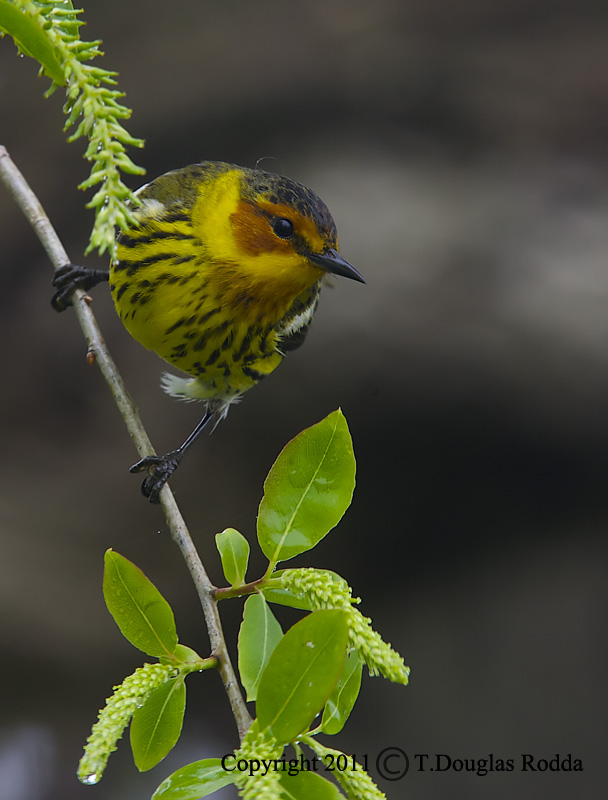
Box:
[256,199,327,253]
[230,200,287,255]
[230,199,328,256]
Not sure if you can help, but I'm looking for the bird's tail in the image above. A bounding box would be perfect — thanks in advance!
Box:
[160,373,238,429]
[161,372,207,402]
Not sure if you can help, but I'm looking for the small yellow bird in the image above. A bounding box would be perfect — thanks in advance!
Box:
[53,161,364,502]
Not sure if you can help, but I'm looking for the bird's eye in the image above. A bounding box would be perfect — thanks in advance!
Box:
[272,217,295,239]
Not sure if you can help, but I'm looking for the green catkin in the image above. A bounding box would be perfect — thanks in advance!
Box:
[307,740,386,800]
[77,662,176,784]
[231,727,284,800]
[268,568,410,685]
[7,0,144,256]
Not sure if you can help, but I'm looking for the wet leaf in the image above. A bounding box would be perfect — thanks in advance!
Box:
[257,610,349,743]
[238,594,283,701]
[103,549,178,658]
[258,410,355,567]
[131,678,186,771]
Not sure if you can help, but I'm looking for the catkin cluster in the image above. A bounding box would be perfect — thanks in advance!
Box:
[77,662,177,784]
[231,727,284,800]
[308,740,387,800]
[271,568,410,685]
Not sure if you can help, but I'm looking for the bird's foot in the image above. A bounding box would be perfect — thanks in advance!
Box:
[51,264,109,312]
[129,450,183,504]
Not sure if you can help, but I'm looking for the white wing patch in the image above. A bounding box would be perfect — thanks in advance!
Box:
[280,304,316,338]
[134,196,167,222]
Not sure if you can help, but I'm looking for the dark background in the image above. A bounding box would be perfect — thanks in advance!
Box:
[1,1,607,798]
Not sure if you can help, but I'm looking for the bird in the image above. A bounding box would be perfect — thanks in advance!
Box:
[52,161,364,502]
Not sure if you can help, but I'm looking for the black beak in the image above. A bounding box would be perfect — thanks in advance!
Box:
[309,248,365,284]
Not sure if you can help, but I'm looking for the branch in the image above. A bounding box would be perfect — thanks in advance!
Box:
[0,144,253,741]
[214,579,264,602]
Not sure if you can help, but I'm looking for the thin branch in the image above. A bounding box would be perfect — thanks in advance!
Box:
[214,578,264,602]
[0,144,252,741]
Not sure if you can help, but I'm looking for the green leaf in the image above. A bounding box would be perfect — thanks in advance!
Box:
[257,410,356,567]
[131,678,186,772]
[238,594,283,701]
[257,610,349,744]
[215,528,250,587]
[279,769,345,799]
[171,644,204,666]
[152,758,234,799]
[103,550,178,658]
[320,651,363,735]
[0,0,65,84]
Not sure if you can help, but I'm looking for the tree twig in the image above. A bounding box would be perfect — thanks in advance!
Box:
[0,144,253,741]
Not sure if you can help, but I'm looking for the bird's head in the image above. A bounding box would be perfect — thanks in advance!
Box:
[193,164,364,312]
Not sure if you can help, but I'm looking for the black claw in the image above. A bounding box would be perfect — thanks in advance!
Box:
[129,451,183,504]
[141,477,162,504]
[51,264,109,312]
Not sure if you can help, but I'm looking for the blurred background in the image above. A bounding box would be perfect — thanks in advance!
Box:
[1,0,607,797]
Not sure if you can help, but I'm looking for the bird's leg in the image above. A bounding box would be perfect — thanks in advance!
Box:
[51,263,109,312]
[130,410,215,503]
